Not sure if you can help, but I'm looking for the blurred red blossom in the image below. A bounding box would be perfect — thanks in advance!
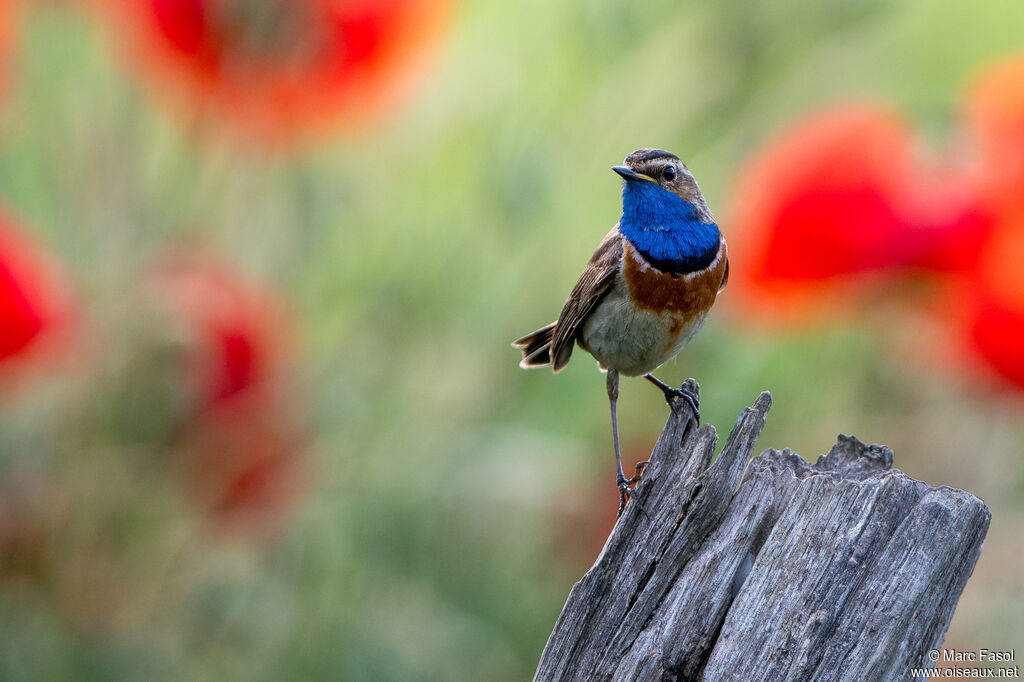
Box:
[97,0,450,146]
[0,209,76,389]
[927,54,1024,393]
[728,103,990,321]
[177,391,307,534]
[964,55,1024,205]
[726,53,1024,394]
[958,82,1024,393]
[152,257,307,532]
[154,258,291,406]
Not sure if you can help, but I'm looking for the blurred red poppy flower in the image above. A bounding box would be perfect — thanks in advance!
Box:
[948,55,1024,392]
[0,209,76,388]
[178,391,307,534]
[963,54,1024,205]
[100,0,450,146]
[726,53,1024,396]
[968,288,1024,392]
[154,258,291,405]
[728,103,989,320]
[152,257,307,530]
[961,121,1024,389]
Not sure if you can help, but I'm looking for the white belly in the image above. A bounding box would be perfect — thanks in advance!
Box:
[579,280,707,376]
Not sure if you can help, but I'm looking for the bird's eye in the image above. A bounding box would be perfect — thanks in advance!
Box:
[663,166,677,181]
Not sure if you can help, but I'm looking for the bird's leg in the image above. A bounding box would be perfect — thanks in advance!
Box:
[644,373,700,422]
[608,370,644,517]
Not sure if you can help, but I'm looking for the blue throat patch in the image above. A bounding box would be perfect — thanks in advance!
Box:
[618,180,720,275]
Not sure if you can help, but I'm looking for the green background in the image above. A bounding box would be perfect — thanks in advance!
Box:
[1,1,1022,679]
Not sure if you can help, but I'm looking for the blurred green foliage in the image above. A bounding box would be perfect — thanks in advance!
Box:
[1,1,1023,680]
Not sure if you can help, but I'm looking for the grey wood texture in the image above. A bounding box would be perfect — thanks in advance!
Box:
[534,385,990,682]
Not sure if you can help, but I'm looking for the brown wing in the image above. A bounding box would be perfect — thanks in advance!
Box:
[550,228,624,372]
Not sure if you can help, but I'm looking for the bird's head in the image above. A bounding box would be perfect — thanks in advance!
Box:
[612,149,712,222]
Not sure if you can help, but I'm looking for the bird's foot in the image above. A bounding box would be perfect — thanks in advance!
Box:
[616,461,649,518]
[627,460,649,484]
[662,385,700,423]
[616,479,637,518]
[644,376,700,423]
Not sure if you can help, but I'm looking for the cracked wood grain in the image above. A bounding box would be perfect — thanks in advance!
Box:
[534,387,991,682]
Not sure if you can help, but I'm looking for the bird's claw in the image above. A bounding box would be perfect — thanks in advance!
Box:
[616,461,650,517]
[663,386,700,422]
[627,460,649,484]
[616,480,635,518]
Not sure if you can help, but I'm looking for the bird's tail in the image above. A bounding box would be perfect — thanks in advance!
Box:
[512,322,556,369]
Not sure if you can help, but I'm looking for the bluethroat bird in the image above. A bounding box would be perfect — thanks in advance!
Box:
[513,149,728,516]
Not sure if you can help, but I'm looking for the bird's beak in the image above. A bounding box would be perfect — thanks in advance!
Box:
[612,166,655,183]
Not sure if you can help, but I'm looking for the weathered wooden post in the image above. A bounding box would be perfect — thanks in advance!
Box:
[535,383,990,681]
